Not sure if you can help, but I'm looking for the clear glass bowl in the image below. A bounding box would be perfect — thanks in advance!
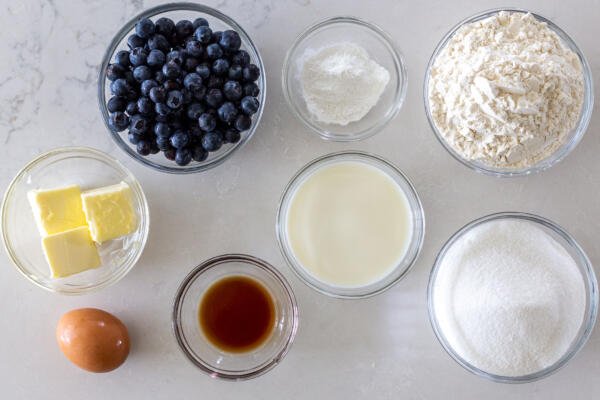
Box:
[98,2,266,174]
[276,151,425,298]
[423,8,594,177]
[1,147,150,295]
[427,212,598,383]
[172,254,299,380]
[282,16,407,142]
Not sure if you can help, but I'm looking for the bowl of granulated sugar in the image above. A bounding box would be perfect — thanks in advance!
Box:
[428,212,598,383]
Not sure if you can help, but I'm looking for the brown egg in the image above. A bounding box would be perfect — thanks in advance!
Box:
[56,308,130,373]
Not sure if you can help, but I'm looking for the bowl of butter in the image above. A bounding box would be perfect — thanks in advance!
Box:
[1,147,149,294]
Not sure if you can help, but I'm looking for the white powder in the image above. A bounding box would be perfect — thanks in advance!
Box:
[300,42,390,126]
[433,219,586,377]
[428,12,584,168]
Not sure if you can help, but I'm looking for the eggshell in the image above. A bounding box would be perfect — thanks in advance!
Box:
[56,308,130,373]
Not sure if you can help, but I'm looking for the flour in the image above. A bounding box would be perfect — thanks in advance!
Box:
[433,219,586,377]
[300,42,390,126]
[428,12,584,168]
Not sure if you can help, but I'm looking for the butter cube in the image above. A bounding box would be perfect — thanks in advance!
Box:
[28,185,88,236]
[81,182,137,243]
[42,226,101,278]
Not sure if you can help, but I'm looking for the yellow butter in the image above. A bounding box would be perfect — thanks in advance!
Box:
[42,226,101,278]
[28,185,88,236]
[81,182,137,243]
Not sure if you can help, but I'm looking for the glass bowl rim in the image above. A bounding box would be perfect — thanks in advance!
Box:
[281,15,408,142]
[422,7,595,177]
[276,150,425,299]
[98,2,266,174]
[427,211,599,383]
[171,253,299,381]
[1,146,150,295]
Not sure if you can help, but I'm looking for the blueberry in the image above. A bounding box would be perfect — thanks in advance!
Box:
[182,89,193,104]
[194,26,212,44]
[232,50,250,66]
[154,70,166,83]
[234,114,252,131]
[184,57,200,71]
[219,30,241,51]
[212,31,223,44]
[195,63,211,79]
[126,101,138,115]
[205,88,224,107]
[243,82,260,97]
[217,102,238,123]
[155,135,172,151]
[135,18,155,38]
[164,147,177,161]
[212,58,229,76]
[106,63,125,81]
[155,17,175,37]
[129,114,149,134]
[224,128,241,143]
[192,85,207,100]
[128,132,142,145]
[149,143,160,154]
[201,131,223,152]
[166,90,184,109]
[126,89,138,101]
[183,72,203,91]
[175,20,194,40]
[192,145,208,161]
[108,111,129,132]
[166,50,185,65]
[137,97,153,115]
[185,40,204,58]
[193,17,209,29]
[123,70,136,84]
[240,96,260,115]
[107,96,127,113]
[198,112,217,132]
[129,47,148,67]
[127,34,145,49]
[147,34,170,52]
[175,148,193,166]
[110,78,129,96]
[163,79,180,91]
[155,102,170,116]
[190,125,203,139]
[223,80,242,101]
[162,61,181,79]
[149,86,167,103]
[154,122,171,137]
[228,64,243,80]
[133,65,152,82]
[186,102,205,120]
[243,64,260,81]
[206,43,223,60]
[114,50,131,67]
[170,130,190,149]
[206,75,223,89]
[139,80,157,97]
[136,140,152,156]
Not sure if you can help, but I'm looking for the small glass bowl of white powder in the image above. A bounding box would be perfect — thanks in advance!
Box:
[424,9,594,176]
[428,212,598,383]
[283,17,407,141]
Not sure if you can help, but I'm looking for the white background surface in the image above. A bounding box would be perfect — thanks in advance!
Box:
[1,0,599,399]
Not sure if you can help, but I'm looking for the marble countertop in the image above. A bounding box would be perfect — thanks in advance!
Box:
[1,0,599,399]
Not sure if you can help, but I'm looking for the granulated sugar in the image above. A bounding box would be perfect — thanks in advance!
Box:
[432,218,586,377]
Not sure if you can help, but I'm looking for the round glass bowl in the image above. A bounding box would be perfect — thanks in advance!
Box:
[98,2,266,174]
[276,151,424,298]
[172,254,299,380]
[282,16,407,142]
[423,8,594,177]
[1,147,149,294]
[428,212,598,383]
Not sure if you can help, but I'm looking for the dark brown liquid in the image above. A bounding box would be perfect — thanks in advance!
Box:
[199,276,275,353]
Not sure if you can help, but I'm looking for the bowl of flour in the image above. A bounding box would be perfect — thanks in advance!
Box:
[428,212,598,383]
[424,9,593,176]
[283,16,407,141]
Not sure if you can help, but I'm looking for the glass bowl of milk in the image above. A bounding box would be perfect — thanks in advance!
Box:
[276,151,424,298]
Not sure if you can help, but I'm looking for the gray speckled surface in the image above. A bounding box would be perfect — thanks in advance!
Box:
[1,0,599,399]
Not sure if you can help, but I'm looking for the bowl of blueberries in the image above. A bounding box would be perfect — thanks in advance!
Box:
[99,2,265,173]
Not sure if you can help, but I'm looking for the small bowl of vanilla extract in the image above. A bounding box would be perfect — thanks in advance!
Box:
[172,254,299,380]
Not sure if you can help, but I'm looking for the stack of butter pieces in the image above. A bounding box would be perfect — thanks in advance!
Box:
[28,182,137,278]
